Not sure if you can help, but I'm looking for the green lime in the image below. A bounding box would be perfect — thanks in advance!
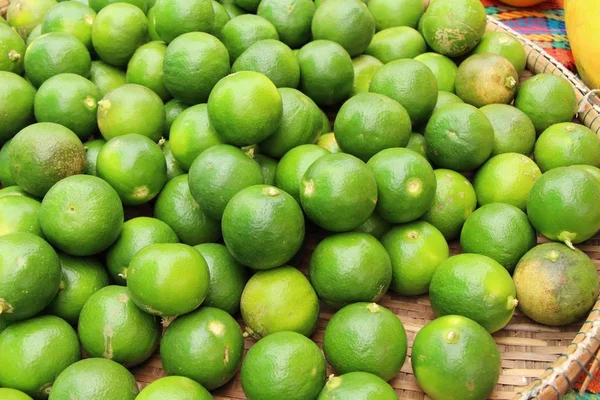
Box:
[317,132,341,153]
[0,195,43,237]
[0,315,80,398]
[421,169,477,240]
[154,174,222,245]
[208,71,282,146]
[420,0,486,57]
[254,153,278,185]
[472,31,527,73]
[433,90,463,112]
[455,53,518,107]
[26,24,42,47]
[169,104,223,170]
[163,32,230,104]
[297,40,354,106]
[78,285,160,366]
[406,132,427,158]
[275,144,329,202]
[259,87,322,158]
[381,221,449,296]
[161,140,185,181]
[528,166,600,246]
[89,60,126,97]
[41,1,96,51]
[534,122,600,172]
[574,165,600,183]
[106,216,178,284]
[0,232,61,321]
[97,83,164,142]
[161,307,243,389]
[34,73,100,140]
[515,73,577,133]
[414,52,458,93]
[460,203,536,273]
[153,0,213,44]
[233,0,260,12]
[366,26,426,64]
[0,139,16,187]
[39,175,124,256]
[221,15,279,62]
[46,254,110,325]
[354,212,391,239]
[310,233,392,308]
[473,153,542,211]
[241,331,326,400]
[368,0,424,30]
[212,0,231,39]
[136,376,212,400]
[232,39,300,88]
[163,98,189,137]
[222,0,246,18]
[83,138,105,175]
[480,104,536,156]
[0,72,35,143]
[241,265,319,338]
[146,6,159,41]
[370,59,438,126]
[188,144,263,219]
[318,372,398,400]
[311,0,374,57]
[48,358,139,400]
[25,32,91,88]
[126,41,170,101]
[0,23,26,75]
[88,0,148,13]
[430,253,517,333]
[300,153,378,232]
[411,315,501,400]
[193,243,248,315]
[127,243,210,316]
[7,0,57,39]
[351,55,383,97]
[91,3,147,67]
[367,148,436,223]
[514,243,599,326]
[8,122,86,197]
[334,93,411,162]
[96,133,167,205]
[424,103,494,171]
[257,0,315,49]
[0,186,34,199]
[222,185,305,269]
[0,388,32,400]
[320,108,331,135]
[323,302,407,381]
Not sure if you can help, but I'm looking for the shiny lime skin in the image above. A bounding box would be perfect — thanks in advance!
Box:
[0,233,61,321]
[83,138,105,176]
[414,52,458,93]
[480,104,536,157]
[241,265,320,338]
[433,90,463,112]
[354,212,391,239]
[381,221,449,296]
[241,331,327,400]
[365,26,426,63]
[96,133,167,205]
[309,233,392,308]
[127,243,210,316]
[0,186,35,199]
[460,203,536,273]
[406,132,427,159]
[0,24,26,75]
[0,315,81,398]
[153,0,214,44]
[254,154,278,185]
[212,1,231,39]
[257,0,315,48]
[39,175,124,256]
[136,376,212,400]
[46,254,110,325]
[367,147,436,223]
[162,140,185,181]
[188,144,263,220]
[89,60,126,97]
[0,72,36,143]
[163,99,189,137]
[411,315,501,400]
[222,185,305,270]
[0,388,33,400]
[323,302,407,381]
[275,144,329,203]
[0,195,43,237]
[429,254,517,333]
[317,372,398,400]
[154,174,222,245]
[0,138,16,186]
[334,93,411,162]
[527,166,600,245]
[193,243,248,315]
[351,55,383,96]
[78,285,161,367]
[472,31,527,73]
[161,307,244,389]
[534,122,600,172]
[126,41,171,101]
[300,153,378,232]
[41,1,96,51]
[48,358,139,400]
[221,14,279,62]
[106,216,179,284]
[89,0,148,13]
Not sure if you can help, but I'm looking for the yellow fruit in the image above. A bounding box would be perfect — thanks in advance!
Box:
[565,0,600,89]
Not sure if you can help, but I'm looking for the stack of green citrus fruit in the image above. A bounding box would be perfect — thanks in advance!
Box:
[1,0,599,399]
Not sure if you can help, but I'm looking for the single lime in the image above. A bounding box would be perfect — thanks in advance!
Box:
[126,41,170,101]
[317,372,398,400]
[0,72,35,143]
[254,153,278,185]
[163,99,189,137]
[0,23,26,75]
[136,376,212,400]
[41,1,96,51]
[472,31,527,73]
[221,14,279,62]
[414,52,458,93]
[89,60,126,97]
[275,144,329,202]
[354,212,391,240]
[368,0,424,30]
[153,0,214,44]
[480,104,536,156]
[351,55,383,96]
[161,140,185,181]
[257,0,315,48]
[83,138,105,176]
[366,27,426,63]
[0,139,16,187]
[0,195,43,238]
[407,132,427,159]
[534,122,600,172]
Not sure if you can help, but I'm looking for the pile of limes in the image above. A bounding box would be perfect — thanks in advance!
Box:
[1,0,600,399]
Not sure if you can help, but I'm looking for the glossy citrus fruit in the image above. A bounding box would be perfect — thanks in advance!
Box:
[126,41,170,102]
[480,104,536,156]
[257,0,315,48]
[221,14,279,62]
[275,144,329,202]
[534,122,600,172]
[136,376,212,400]
[472,31,527,73]
[317,372,398,400]
[153,0,214,44]
[366,26,426,63]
